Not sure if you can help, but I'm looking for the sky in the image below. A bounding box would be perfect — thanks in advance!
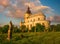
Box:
[0,0,60,26]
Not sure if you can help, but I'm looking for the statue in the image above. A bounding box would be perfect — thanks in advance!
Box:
[7,21,13,40]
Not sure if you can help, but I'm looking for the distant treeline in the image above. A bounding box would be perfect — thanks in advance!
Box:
[0,23,60,33]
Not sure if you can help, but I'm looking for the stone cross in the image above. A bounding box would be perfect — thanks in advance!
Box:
[7,21,13,40]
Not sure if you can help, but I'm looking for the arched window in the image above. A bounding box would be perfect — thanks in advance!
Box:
[33,19,35,22]
[42,23,45,26]
[30,24,32,28]
[38,18,40,21]
[27,25,29,28]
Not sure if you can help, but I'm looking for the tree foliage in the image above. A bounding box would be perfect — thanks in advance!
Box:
[49,24,60,32]
[36,23,45,32]
[31,23,45,32]
[56,24,60,31]
[0,24,60,33]
[2,25,9,33]
[31,26,36,32]
[13,26,21,33]
[0,27,3,33]
[20,25,27,32]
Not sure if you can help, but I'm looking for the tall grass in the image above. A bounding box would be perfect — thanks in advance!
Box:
[0,32,60,44]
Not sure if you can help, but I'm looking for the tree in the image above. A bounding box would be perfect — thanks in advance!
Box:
[20,25,27,32]
[0,27,3,33]
[2,25,9,33]
[13,26,21,33]
[36,23,45,32]
[56,24,60,32]
[49,24,60,32]
[31,26,36,32]
[50,25,57,32]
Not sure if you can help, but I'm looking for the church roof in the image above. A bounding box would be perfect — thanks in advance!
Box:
[29,11,46,18]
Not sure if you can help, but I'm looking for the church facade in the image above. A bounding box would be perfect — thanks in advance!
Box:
[20,7,50,31]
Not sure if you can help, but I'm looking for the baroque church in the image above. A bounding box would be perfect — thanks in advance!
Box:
[20,7,50,31]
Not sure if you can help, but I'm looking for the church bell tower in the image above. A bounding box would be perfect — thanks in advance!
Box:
[24,7,32,22]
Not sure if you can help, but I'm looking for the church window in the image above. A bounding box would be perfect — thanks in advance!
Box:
[27,25,29,28]
[33,19,35,22]
[42,23,45,26]
[38,18,40,21]
[30,24,32,28]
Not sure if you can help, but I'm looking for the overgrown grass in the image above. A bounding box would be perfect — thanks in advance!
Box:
[0,32,60,44]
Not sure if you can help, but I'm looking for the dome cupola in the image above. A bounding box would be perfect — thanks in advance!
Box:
[26,6,32,14]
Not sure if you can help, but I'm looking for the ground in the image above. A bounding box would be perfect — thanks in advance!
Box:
[0,32,60,44]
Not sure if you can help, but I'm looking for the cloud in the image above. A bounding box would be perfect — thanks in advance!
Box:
[0,0,9,7]
[0,6,5,12]
[47,15,60,23]
[0,0,54,18]
[25,3,50,11]
[24,1,54,15]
